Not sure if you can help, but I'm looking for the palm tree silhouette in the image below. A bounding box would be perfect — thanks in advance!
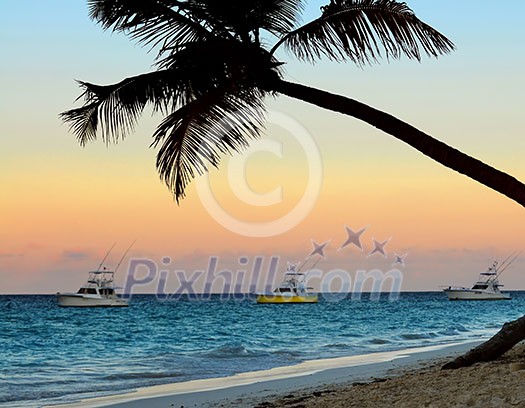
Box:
[61,0,525,368]
[61,0,525,207]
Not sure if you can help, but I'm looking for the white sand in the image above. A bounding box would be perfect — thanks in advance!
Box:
[265,342,525,408]
[46,341,480,408]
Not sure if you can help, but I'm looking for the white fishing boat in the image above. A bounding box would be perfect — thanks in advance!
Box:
[256,264,318,304]
[56,243,132,307]
[443,252,519,301]
[57,268,128,307]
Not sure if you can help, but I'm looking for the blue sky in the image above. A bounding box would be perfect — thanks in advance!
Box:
[1,1,524,293]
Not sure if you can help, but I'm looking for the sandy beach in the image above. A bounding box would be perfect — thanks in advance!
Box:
[46,340,525,408]
[256,342,525,408]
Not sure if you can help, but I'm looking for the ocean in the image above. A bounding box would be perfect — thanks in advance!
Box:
[1,292,524,407]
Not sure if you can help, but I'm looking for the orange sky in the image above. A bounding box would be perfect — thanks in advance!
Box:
[1,1,525,294]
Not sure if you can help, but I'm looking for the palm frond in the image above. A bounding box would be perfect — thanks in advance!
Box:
[60,36,280,150]
[60,71,178,146]
[155,37,283,86]
[191,0,305,38]
[274,0,455,64]
[253,0,305,35]
[153,88,266,201]
[87,0,211,53]
[60,102,100,145]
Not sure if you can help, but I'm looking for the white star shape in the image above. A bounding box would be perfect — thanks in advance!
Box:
[287,262,298,272]
[392,253,407,266]
[310,239,330,258]
[339,226,367,251]
[369,238,390,258]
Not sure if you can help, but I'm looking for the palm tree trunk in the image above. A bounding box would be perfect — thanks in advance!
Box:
[268,79,525,208]
[442,315,525,369]
[267,78,525,367]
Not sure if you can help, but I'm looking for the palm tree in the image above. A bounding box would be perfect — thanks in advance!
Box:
[61,0,525,207]
[62,0,525,369]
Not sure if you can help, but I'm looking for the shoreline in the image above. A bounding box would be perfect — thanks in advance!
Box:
[47,340,482,408]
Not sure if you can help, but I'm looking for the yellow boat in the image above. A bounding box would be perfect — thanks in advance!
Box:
[256,266,318,304]
[256,293,318,303]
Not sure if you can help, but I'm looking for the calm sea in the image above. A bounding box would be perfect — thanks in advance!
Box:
[1,292,524,407]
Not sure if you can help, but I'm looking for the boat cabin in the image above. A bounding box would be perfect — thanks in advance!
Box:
[471,283,489,290]
[274,287,295,293]
[77,287,98,295]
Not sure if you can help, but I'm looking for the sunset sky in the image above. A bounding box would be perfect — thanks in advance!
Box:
[1,1,524,294]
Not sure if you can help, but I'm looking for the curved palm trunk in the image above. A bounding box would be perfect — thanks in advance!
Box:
[441,315,525,369]
[268,79,525,208]
[268,78,525,367]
